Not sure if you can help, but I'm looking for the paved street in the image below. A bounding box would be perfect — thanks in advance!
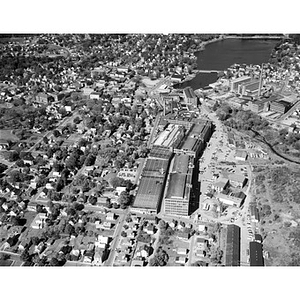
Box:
[104,209,128,266]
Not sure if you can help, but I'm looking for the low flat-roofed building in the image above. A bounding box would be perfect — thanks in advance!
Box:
[225,224,240,266]
[239,80,260,96]
[228,173,247,188]
[270,100,291,114]
[247,100,265,113]
[249,241,264,266]
[216,192,245,207]
[133,176,165,213]
[142,158,169,178]
[235,150,248,161]
[174,121,212,158]
[212,179,229,192]
[153,124,185,149]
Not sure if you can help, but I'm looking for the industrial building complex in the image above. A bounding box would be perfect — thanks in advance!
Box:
[133,115,212,216]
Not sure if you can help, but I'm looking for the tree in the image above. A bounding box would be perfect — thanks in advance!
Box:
[159,219,168,231]
[84,154,96,166]
[73,202,84,211]
[7,151,19,162]
[89,196,97,205]
[53,129,61,138]
[20,249,31,263]
[65,223,75,235]
[118,191,131,209]
[0,253,10,260]
[49,257,60,266]
[73,116,81,124]
[149,247,169,266]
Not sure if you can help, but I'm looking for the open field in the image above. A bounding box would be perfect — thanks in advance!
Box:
[253,163,300,265]
[0,130,19,141]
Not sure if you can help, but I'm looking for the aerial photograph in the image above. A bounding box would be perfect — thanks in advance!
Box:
[1,32,300,269]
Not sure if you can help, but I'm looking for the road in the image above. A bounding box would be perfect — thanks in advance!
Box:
[198,100,254,266]
[147,112,162,148]
[104,208,128,266]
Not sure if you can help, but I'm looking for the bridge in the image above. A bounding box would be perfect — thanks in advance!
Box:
[198,70,223,74]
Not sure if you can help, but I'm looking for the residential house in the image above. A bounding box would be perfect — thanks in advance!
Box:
[198,225,207,232]
[177,248,188,255]
[144,224,155,235]
[195,249,206,258]
[106,212,115,221]
[176,231,190,241]
[31,213,48,229]
[175,256,186,264]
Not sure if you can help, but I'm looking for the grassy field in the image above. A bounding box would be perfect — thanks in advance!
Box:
[253,163,300,265]
[0,130,19,141]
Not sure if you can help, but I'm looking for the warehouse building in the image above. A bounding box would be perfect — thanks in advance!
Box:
[249,241,264,266]
[225,224,241,266]
[153,124,185,149]
[230,76,252,93]
[174,121,212,158]
[183,87,198,106]
[164,154,194,216]
[270,100,291,114]
[132,157,170,214]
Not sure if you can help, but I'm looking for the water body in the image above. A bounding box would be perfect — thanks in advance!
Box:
[178,38,279,90]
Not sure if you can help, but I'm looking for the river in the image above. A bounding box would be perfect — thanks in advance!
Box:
[177,38,280,90]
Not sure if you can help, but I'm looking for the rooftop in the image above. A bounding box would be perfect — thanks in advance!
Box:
[249,241,264,266]
[133,176,164,210]
[165,173,191,200]
[225,224,240,266]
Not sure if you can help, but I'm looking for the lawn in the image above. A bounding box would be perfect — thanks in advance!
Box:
[0,259,13,266]
[0,130,19,141]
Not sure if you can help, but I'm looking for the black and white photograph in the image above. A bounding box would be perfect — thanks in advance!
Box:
[0,1,298,299]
